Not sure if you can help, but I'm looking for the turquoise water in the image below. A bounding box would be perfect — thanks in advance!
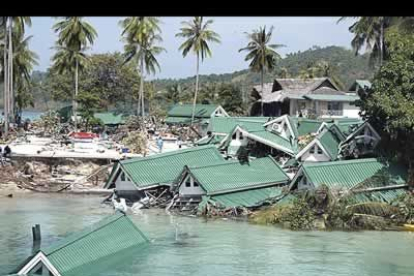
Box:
[1,194,414,276]
[0,110,43,121]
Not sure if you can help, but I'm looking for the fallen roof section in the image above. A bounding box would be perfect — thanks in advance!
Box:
[15,212,148,276]
[294,158,407,190]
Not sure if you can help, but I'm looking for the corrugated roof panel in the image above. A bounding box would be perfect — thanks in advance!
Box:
[189,157,289,194]
[121,145,225,189]
[318,129,342,160]
[248,130,297,154]
[42,213,148,276]
[303,158,407,190]
[209,116,270,134]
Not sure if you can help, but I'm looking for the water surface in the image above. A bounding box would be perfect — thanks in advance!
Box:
[1,194,414,276]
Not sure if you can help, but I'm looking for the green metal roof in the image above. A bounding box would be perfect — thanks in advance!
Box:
[94,112,126,125]
[317,128,345,160]
[301,158,407,190]
[349,80,372,91]
[206,186,284,208]
[164,116,208,125]
[120,145,225,189]
[303,94,360,102]
[167,104,219,118]
[195,134,226,146]
[209,116,270,134]
[188,156,289,195]
[296,119,323,136]
[248,129,297,154]
[41,212,148,276]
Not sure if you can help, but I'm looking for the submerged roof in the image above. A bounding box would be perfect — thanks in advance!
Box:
[167,104,220,118]
[120,145,225,189]
[94,112,126,125]
[18,212,148,276]
[186,156,289,195]
[299,158,407,190]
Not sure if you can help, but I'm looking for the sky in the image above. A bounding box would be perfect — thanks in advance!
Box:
[26,17,355,80]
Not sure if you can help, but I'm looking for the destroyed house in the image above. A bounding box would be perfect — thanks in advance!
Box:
[104,145,225,197]
[289,158,408,203]
[172,156,290,209]
[296,121,380,162]
[296,125,346,162]
[13,212,148,276]
[252,77,360,118]
[195,116,271,147]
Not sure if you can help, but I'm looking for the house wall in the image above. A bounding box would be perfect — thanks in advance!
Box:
[342,102,361,118]
[299,144,331,162]
[179,175,205,196]
[297,175,315,190]
[228,130,248,155]
[115,171,137,191]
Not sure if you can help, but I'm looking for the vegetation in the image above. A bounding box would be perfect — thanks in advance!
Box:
[176,17,221,124]
[120,17,165,118]
[251,185,414,231]
[239,26,284,116]
[52,17,98,129]
[360,29,414,186]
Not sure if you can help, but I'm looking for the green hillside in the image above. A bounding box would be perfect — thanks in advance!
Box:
[153,45,375,92]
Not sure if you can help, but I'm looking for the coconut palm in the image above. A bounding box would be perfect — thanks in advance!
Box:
[53,17,97,129]
[176,17,221,125]
[121,17,165,118]
[239,26,284,116]
[338,17,396,67]
[1,17,32,134]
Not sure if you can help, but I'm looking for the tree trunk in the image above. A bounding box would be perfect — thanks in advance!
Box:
[408,158,414,189]
[3,23,8,136]
[191,53,199,125]
[139,58,145,119]
[73,58,78,131]
[379,19,384,66]
[260,69,264,116]
[8,20,13,122]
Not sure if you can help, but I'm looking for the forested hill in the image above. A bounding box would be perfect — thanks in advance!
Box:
[153,46,375,91]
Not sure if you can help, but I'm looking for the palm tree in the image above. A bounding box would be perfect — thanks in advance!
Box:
[1,16,32,135]
[121,17,164,118]
[176,17,221,125]
[239,26,284,116]
[53,17,97,129]
[11,33,38,115]
[338,17,396,67]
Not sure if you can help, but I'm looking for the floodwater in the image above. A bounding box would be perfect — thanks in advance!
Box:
[1,194,414,276]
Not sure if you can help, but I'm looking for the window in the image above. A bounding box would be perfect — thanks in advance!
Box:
[193,182,199,187]
[310,145,315,154]
[327,102,343,115]
[239,132,244,140]
[120,172,125,181]
[317,146,323,154]
[185,180,191,187]
[232,132,237,140]
[283,123,288,131]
